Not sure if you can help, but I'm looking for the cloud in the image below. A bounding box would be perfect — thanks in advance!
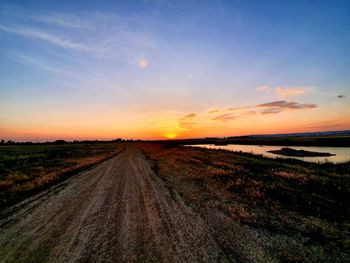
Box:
[31,13,89,29]
[256,85,310,98]
[0,10,160,65]
[13,54,64,74]
[226,106,252,112]
[210,109,256,122]
[0,24,92,52]
[10,53,100,85]
[274,86,308,98]
[208,109,220,114]
[138,59,148,69]
[256,86,271,94]
[184,113,196,118]
[338,95,345,98]
[258,100,317,110]
[211,113,237,122]
[210,99,317,121]
[180,113,197,121]
[260,108,283,114]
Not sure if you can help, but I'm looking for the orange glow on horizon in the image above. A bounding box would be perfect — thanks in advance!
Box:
[1,104,350,141]
[164,133,178,139]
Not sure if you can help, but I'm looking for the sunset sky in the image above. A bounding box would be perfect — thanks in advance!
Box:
[1,0,349,141]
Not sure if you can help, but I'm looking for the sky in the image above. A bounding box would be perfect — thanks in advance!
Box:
[0,0,349,141]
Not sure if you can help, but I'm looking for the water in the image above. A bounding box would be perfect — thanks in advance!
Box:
[187,144,350,163]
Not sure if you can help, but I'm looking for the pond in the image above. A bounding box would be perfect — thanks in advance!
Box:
[187,144,350,163]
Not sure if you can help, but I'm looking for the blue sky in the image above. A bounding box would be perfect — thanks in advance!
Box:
[0,0,349,140]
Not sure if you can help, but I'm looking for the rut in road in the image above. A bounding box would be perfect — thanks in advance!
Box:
[0,146,231,263]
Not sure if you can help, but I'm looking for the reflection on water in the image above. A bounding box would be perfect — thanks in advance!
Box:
[188,144,350,163]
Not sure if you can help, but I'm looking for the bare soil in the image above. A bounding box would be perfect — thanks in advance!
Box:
[0,146,230,263]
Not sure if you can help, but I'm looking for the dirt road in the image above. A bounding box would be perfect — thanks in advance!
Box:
[0,146,230,263]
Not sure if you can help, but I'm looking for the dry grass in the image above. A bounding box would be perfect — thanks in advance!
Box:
[139,142,350,262]
[0,143,125,207]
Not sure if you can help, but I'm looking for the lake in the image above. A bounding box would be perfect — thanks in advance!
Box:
[187,144,350,163]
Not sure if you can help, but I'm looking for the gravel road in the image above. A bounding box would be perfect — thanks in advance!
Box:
[0,146,230,263]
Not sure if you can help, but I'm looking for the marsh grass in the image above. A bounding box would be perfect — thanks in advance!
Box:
[0,143,125,207]
[139,143,350,262]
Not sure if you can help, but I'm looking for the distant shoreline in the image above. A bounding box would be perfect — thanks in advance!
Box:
[160,134,350,147]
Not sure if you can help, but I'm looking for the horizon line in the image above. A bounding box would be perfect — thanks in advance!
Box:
[2,129,350,143]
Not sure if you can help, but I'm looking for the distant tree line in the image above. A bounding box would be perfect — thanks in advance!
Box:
[0,138,139,145]
[153,135,350,147]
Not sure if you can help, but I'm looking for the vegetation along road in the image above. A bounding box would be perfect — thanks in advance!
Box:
[0,146,230,262]
[0,143,349,262]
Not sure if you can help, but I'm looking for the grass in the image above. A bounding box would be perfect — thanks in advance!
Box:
[0,142,125,208]
[139,142,350,262]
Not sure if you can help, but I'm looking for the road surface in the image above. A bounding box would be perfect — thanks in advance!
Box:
[0,146,230,263]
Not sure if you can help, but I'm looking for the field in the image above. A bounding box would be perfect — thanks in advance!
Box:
[139,143,350,262]
[0,142,349,262]
[0,142,125,207]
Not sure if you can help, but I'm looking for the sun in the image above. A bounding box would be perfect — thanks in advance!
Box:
[164,133,178,139]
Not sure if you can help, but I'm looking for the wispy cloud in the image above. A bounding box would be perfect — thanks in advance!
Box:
[260,108,282,114]
[178,113,197,129]
[208,109,220,114]
[274,86,308,98]
[211,113,237,122]
[184,113,196,118]
[210,100,317,121]
[226,106,252,112]
[10,53,107,86]
[258,100,317,110]
[0,24,92,52]
[12,54,65,74]
[256,85,270,94]
[256,85,311,98]
[179,113,197,121]
[0,9,160,65]
[31,13,89,29]
[211,110,256,122]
